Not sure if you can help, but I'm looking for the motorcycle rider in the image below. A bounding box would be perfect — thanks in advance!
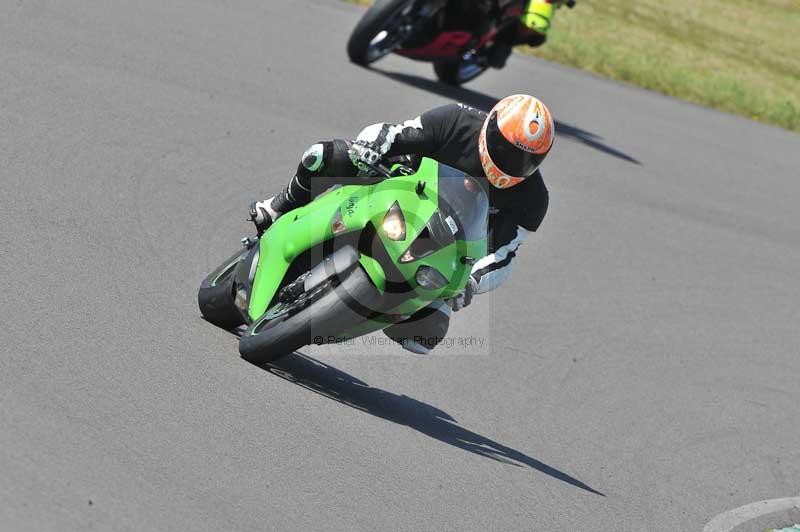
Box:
[250,94,554,354]
[488,0,574,69]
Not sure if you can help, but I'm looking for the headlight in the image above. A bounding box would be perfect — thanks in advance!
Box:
[415,266,448,290]
[382,201,406,241]
[399,248,415,263]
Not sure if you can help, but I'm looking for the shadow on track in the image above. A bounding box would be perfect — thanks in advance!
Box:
[261,352,604,496]
[371,67,641,166]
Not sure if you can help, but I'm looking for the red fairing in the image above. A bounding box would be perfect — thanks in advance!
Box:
[397,31,472,58]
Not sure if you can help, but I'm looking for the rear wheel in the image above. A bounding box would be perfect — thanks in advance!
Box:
[347,0,418,65]
[198,248,248,329]
[239,266,381,365]
[433,55,488,86]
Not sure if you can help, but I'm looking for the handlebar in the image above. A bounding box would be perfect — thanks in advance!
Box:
[351,158,394,179]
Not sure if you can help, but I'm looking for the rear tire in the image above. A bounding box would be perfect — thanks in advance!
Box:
[198,248,248,329]
[347,0,416,65]
[239,266,381,365]
[433,57,488,86]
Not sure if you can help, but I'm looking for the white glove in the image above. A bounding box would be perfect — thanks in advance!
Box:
[447,275,478,312]
[348,140,383,176]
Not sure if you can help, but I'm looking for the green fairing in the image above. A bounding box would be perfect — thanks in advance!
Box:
[247,157,487,338]
[358,254,386,293]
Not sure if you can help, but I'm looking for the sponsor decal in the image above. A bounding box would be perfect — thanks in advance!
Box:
[444,215,458,235]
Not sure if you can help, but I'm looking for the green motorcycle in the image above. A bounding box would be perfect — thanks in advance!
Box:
[198,157,488,365]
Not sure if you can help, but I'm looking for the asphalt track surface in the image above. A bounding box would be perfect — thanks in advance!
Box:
[2,1,799,531]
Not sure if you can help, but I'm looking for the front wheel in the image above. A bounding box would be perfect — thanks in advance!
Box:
[433,56,488,86]
[347,0,418,65]
[198,248,248,329]
[239,265,381,365]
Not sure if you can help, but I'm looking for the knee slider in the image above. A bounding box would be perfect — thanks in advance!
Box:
[301,142,328,172]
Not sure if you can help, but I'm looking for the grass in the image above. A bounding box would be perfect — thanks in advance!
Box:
[345,0,800,132]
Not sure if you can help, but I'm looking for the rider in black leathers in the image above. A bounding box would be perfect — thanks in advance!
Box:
[250,95,554,354]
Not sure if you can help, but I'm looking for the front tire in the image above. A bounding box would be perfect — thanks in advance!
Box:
[239,266,381,365]
[347,0,416,65]
[198,248,248,329]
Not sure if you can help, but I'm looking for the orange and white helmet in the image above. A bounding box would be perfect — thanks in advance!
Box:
[479,94,555,189]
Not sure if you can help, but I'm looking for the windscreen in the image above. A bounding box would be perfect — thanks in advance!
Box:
[437,163,489,242]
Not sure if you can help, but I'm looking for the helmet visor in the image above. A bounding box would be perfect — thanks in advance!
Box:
[485,112,546,178]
